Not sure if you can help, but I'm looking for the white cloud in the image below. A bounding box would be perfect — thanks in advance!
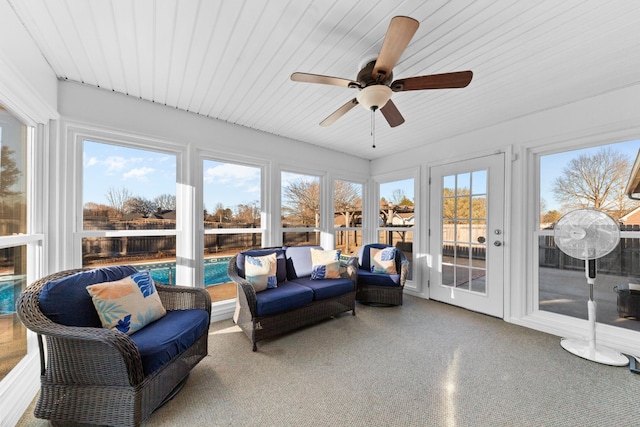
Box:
[85,156,98,167]
[123,166,155,180]
[204,163,260,188]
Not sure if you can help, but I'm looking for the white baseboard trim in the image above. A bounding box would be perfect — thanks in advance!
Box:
[210,299,235,323]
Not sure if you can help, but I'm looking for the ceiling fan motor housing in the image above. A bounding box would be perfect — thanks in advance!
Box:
[357,60,393,87]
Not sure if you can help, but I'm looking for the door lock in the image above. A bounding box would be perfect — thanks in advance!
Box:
[494,240,502,247]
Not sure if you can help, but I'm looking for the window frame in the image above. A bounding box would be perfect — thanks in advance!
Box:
[332,176,366,257]
[528,137,640,338]
[71,126,188,282]
[280,167,325,246]
[0,111,44,408]
[373,168,420,289]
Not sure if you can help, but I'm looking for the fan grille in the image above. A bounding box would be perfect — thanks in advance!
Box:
[553,209,620,260]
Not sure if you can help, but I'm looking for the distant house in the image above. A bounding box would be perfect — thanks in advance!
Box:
[620,206,640,226]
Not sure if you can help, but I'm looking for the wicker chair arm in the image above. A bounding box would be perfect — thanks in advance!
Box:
[17,289,145,385]
[398,250,409,287]
[17,269,150,386]
[227,255,258,317]
[343,256,358,284]
[156,283,211,313]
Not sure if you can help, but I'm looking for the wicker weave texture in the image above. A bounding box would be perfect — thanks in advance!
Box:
[16,268,211,427]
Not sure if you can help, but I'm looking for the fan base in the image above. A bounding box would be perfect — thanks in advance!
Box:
[560,338,628,366]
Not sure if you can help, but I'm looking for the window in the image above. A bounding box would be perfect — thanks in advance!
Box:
[334,179,363,256]
[203,159,262,302]
[536,140,640,331]
[282,171,321,246]
[81,140,177,282]
[0,106,32,381]
[378,178,414,280]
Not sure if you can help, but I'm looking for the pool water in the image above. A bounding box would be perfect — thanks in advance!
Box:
[143,257,231,287]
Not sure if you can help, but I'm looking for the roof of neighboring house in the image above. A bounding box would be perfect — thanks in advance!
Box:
[620,206,640,223]
[626,149,640,200]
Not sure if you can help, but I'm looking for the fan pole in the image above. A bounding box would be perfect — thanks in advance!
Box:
[559,258,628,366]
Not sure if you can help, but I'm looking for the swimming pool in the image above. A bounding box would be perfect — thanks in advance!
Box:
[0,277,25,314]
[140,257,232,287]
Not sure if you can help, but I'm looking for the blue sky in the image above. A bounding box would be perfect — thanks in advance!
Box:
[540,139,639,212]
[83,141,413,211]
[83,141,176,206]
[84,138,637,213]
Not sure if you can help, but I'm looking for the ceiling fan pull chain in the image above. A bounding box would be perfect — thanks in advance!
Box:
[371,107,376,148]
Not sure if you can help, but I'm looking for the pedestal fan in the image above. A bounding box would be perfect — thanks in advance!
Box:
[553,209,628,366]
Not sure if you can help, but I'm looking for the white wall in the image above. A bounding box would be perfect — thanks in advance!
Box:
[371,83,640,354]
[58,81,368,176]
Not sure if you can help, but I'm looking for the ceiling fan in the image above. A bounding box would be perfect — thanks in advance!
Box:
[290,16,473,131]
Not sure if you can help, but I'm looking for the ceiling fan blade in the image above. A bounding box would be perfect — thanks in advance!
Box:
[291,72,360,88]
[391,71,473,92]
[380,99,405,127]
[320,98,358,126]
[372,16,419,80]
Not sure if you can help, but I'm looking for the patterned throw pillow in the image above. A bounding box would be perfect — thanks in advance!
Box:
[245,253,278,292]
[86,270,166,335]
[370,247,398,275]
[310,248,342,280]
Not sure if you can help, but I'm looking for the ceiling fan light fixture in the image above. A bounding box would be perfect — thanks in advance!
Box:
[356,85,392,110]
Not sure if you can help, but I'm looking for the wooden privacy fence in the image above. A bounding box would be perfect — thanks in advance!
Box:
[539,225,640,277]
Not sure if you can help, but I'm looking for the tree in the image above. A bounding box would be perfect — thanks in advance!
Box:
[154,193,176,211]
[552,147,635,220]
[236,200,260,224]
[0,145,21,199]
[334,181,362,227]
[105,187,133,217]
[124,197,156,217]
[212,202,233,223]
[282,179,320,226]
[541,210,563,224]
[398,196,414,207]
[390,189,405,205]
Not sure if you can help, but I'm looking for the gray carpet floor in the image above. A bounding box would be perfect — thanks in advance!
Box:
[17,295,640,426]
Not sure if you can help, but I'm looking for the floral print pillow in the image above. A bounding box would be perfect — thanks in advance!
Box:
[86,270,166,335]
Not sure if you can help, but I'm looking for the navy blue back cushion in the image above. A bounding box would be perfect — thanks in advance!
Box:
[359,244,400,273]
[236,248,287,283]
[285,245,323,280]
[39,265,138,327]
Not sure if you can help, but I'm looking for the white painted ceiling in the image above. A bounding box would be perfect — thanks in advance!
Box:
[7,0,640,160]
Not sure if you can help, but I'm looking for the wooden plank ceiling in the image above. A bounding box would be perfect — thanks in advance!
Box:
[7,0,640,160]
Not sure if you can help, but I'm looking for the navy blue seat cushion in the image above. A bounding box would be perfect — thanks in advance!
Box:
[357,269,401,287]
[236,248,287,283]
[39,265,139,327]
[129,309,209,376]
[290,277,354,300]
[285,245,323,280]
[255,281,314,316]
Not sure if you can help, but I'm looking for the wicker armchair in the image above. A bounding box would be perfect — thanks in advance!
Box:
[16,267,211,427]
[356,244,409,306]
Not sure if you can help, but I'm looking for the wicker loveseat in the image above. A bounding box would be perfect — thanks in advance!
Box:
[16,265,211,427]
[228,245,357,351]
